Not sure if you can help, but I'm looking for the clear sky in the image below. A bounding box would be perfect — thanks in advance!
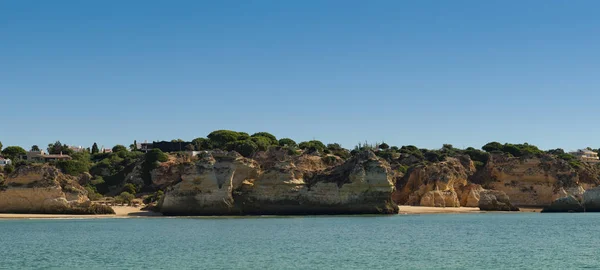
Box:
[2,0,599,151]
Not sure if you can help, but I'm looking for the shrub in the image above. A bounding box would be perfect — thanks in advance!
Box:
[321,156,338,165]
[85,185,103,201]
[122,183,137,195]
[1,146,26,160]
[378,143,390,150]
[251,132,277,145]
[278,138,297,148]
[397,165,409,174]
[230,140,258,157]
[251,136,273,151]
[112,145,128,153]
[299,140,326,153]
[117,192,135,204]
[207,130,248,149]
[56,160,90,176]
[4,164,16,174]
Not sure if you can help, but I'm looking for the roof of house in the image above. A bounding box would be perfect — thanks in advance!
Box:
[42,155,72,159]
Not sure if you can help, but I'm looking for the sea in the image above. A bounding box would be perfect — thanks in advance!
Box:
[0,213,598,269]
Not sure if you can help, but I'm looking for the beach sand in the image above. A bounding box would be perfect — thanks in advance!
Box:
[0,206,161,219]
[399,206,543,214]
[399,206,482,214]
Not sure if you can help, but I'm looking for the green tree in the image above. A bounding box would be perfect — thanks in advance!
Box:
[378,142,390,150]
[0,141,2,152]
[56,160,90,176]
[91,143,100,154]
[30,145,40,152]
[278,138,297,147]
[1,146,26,160]
[3,164,14,174]
[117,192,135,204]
[299,140,326,152]
[482,142,503,152]
[228,140,258,157]
[112,145,127,153]
[251,136,272,151]
[251,132,277,145]
[122,183,137,194]
[192,137,212,151]
[207,130,248,149]
[47,141,73,155]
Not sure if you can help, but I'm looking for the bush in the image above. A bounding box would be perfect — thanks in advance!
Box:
[321,156,338,165]
[192,137,212,150]
[1,146,26,160]
[397,165,409,174]
[85,185,103,201]
[278,138,297,148]
[112,145,128,153]
[207,130,249,149]
[299,140,326,153]
[117,192,135,204]
[250,136,273,151]
[378,143,390,150]
[56,160,90,176]
[122,183,137,194]
[3,164,15,174]
[229,140,258,157]
[251,132,277,145]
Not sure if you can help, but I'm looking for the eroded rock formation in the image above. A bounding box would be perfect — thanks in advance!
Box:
[158,150,398,215]
[0,165,113,214]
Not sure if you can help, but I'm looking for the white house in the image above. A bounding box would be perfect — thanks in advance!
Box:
[0,157,12,167]
[570,149,600,163]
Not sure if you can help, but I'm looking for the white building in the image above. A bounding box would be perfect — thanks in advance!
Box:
[570,149,600,163]
[0,158,12,167]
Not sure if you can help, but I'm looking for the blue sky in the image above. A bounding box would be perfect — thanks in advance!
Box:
[2,0,599,151]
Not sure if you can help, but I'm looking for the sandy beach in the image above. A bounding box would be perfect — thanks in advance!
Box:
[399,206,543,214]
[0,206,161,219]
[399,206,482,214]
[0,206,544,219]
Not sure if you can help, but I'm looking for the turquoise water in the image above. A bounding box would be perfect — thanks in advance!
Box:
[0,213,598,269]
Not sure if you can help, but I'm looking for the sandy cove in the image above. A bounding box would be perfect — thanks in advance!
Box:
[0,206,161,219]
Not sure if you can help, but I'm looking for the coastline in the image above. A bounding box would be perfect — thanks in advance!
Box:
[0,206,161,219]
[0,205,545,219]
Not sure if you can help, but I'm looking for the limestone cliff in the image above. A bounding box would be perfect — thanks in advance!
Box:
[471,153,593,206]
[158,150,398,215]
[393,156,476,207]
[0,165,113,214]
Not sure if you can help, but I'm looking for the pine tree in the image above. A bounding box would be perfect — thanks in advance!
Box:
[92,143,99,154]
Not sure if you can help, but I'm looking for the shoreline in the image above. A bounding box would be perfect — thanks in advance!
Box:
[0,205,545,219]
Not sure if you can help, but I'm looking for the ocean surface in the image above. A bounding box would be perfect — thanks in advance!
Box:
[0,213,598,269]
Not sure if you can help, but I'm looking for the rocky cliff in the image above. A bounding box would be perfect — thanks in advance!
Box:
[471,153,597,206]
[0,165,114,214]
[157,150,398,215]
[393,156,476,207]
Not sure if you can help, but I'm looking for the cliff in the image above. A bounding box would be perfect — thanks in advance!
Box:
[0,165,114,214]
[157,150,398,215]
[393,156,477,207]
[471,153,596,206]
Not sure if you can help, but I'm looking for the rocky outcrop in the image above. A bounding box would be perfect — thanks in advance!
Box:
[542,195,584,213]
[393,156,475,207]
[471,154,590,206]
[478,190,519,211]
[158,150,398,215]
[0,165,114,214]
[583,186,600,212]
